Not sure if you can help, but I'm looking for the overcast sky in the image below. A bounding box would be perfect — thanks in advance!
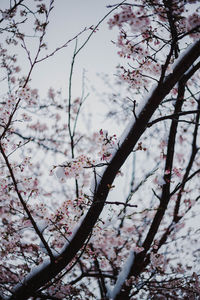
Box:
[30,0,121,98]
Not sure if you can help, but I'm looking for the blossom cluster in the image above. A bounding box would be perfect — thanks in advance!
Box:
[53,130,118,182]
[97,129,117,160]
[150,252,165,271]
[108,1,200,91]
[0,87,38,137]
[133,246,144,253]
[0,94,16,128]
[18,87,38,106]
[186,13,200,40]
[1,1,199,298]
[54,155,92,181]
[108,5,150,33]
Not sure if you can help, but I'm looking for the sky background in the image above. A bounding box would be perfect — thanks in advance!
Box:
[30,0,121,98]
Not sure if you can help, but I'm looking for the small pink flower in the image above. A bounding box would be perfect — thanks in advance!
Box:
[133,246,144,253]
[173,167,182,178]
[165,169,170,175]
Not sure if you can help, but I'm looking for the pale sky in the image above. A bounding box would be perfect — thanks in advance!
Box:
[30,0,121,98]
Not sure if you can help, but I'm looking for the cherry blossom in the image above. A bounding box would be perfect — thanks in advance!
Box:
[0,1,200,299]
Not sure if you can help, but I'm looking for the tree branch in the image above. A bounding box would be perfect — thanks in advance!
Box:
[9,39,200,300]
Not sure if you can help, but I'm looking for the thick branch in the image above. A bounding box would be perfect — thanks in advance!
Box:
[163,0,179,58]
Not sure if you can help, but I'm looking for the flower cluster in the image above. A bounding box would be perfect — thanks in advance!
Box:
[172,167,182,178]
[0,94,16,127]
[133,246,144,253]
[97,129,117,161]
[55,155,92,181]
[186,13,200,40]
[53,130,118,182]
[18,87,38,106]
[28,121,48,132]
[108,5,150,33]
[150,252,165,271]
[108,1,200,95]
